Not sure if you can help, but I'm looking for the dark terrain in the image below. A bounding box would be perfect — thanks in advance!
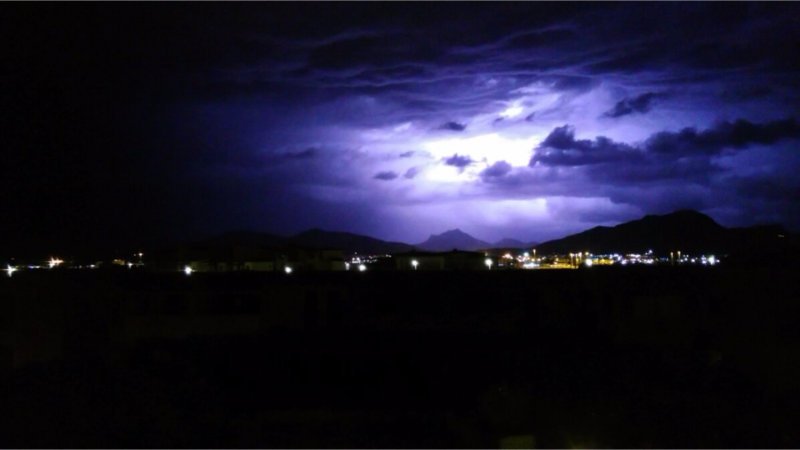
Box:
[1,267,799,448]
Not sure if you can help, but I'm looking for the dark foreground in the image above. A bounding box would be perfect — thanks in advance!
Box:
[1,268,799,448]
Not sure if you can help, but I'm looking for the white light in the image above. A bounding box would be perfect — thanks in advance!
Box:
[5,265,17,277]
[358,264,367,272]
[424,133,540,169]
[411,259,419,270]
[584,259,593,267]
[345,262,350,271]
[127,262,133,269]
[708,255,716,265]
[284,266,293,274]
[485,258,493,269]
[48,257,64,269]
[183,265,193,275]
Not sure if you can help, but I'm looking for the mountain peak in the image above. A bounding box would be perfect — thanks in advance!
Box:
[419,229,490,252]
[434,228,468,238]
[536,209,727,254]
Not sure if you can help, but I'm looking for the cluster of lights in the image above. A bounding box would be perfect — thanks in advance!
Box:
[48,257,64,269]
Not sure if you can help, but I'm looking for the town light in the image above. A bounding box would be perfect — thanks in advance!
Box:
[358,264,367,272]
[485,258,493,269]
[48,257,64,269]
[183,265,193,275]
[584,258,593,267]
[411,259,419,270]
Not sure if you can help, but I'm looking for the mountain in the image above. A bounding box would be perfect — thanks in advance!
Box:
[493,238,537,249]
[416,229,492,252]
[290,228,413,254]
[535,210,730,254]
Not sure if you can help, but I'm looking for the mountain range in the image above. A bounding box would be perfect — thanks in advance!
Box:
[160,209,796,259]
[534,209,794,256]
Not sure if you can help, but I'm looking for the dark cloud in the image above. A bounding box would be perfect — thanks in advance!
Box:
[373,170,399,181]
[533,118,800,171]
[399,151,415,158]
[645,118,800,156]
[481,161,512,179]
[531,125,641,167]
[404,167,420,179]
[438,121,467,132]
[604,92,663,118]
[445,154,473,168]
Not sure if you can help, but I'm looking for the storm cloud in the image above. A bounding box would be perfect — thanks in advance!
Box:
[604,92,663,118]
[4,2,800,251]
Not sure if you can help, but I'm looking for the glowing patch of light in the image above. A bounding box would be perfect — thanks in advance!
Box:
[411,259,419,270]
[358,264,367,272]
[183,265,193,275]
[423,133,539,168]
[500,105,524,119]
[5,265,17,277]
[485,258,493,269]
[284,266,293,274]
[48,257,64,269]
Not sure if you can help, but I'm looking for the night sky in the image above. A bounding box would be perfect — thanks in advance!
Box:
[3,3,800,256]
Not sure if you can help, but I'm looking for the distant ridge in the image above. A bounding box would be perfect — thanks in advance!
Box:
[289,228,413,254]
[534,209,792,255]
[146,210,797,265]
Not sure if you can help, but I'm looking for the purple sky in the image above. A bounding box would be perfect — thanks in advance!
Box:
[3,3,800,253]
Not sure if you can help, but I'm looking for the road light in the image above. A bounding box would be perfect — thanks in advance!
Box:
[411,259,419,270]
[485,258,493,270]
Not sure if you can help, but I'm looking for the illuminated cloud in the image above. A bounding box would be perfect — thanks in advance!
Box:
[6,2,800,252]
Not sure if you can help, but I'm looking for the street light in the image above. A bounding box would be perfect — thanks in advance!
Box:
[5,265,17,277]
[411,259,419,270]
[358,264,367,272]
[485,258,493,270]
[284,266,293,274]
[183,265,193,275]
